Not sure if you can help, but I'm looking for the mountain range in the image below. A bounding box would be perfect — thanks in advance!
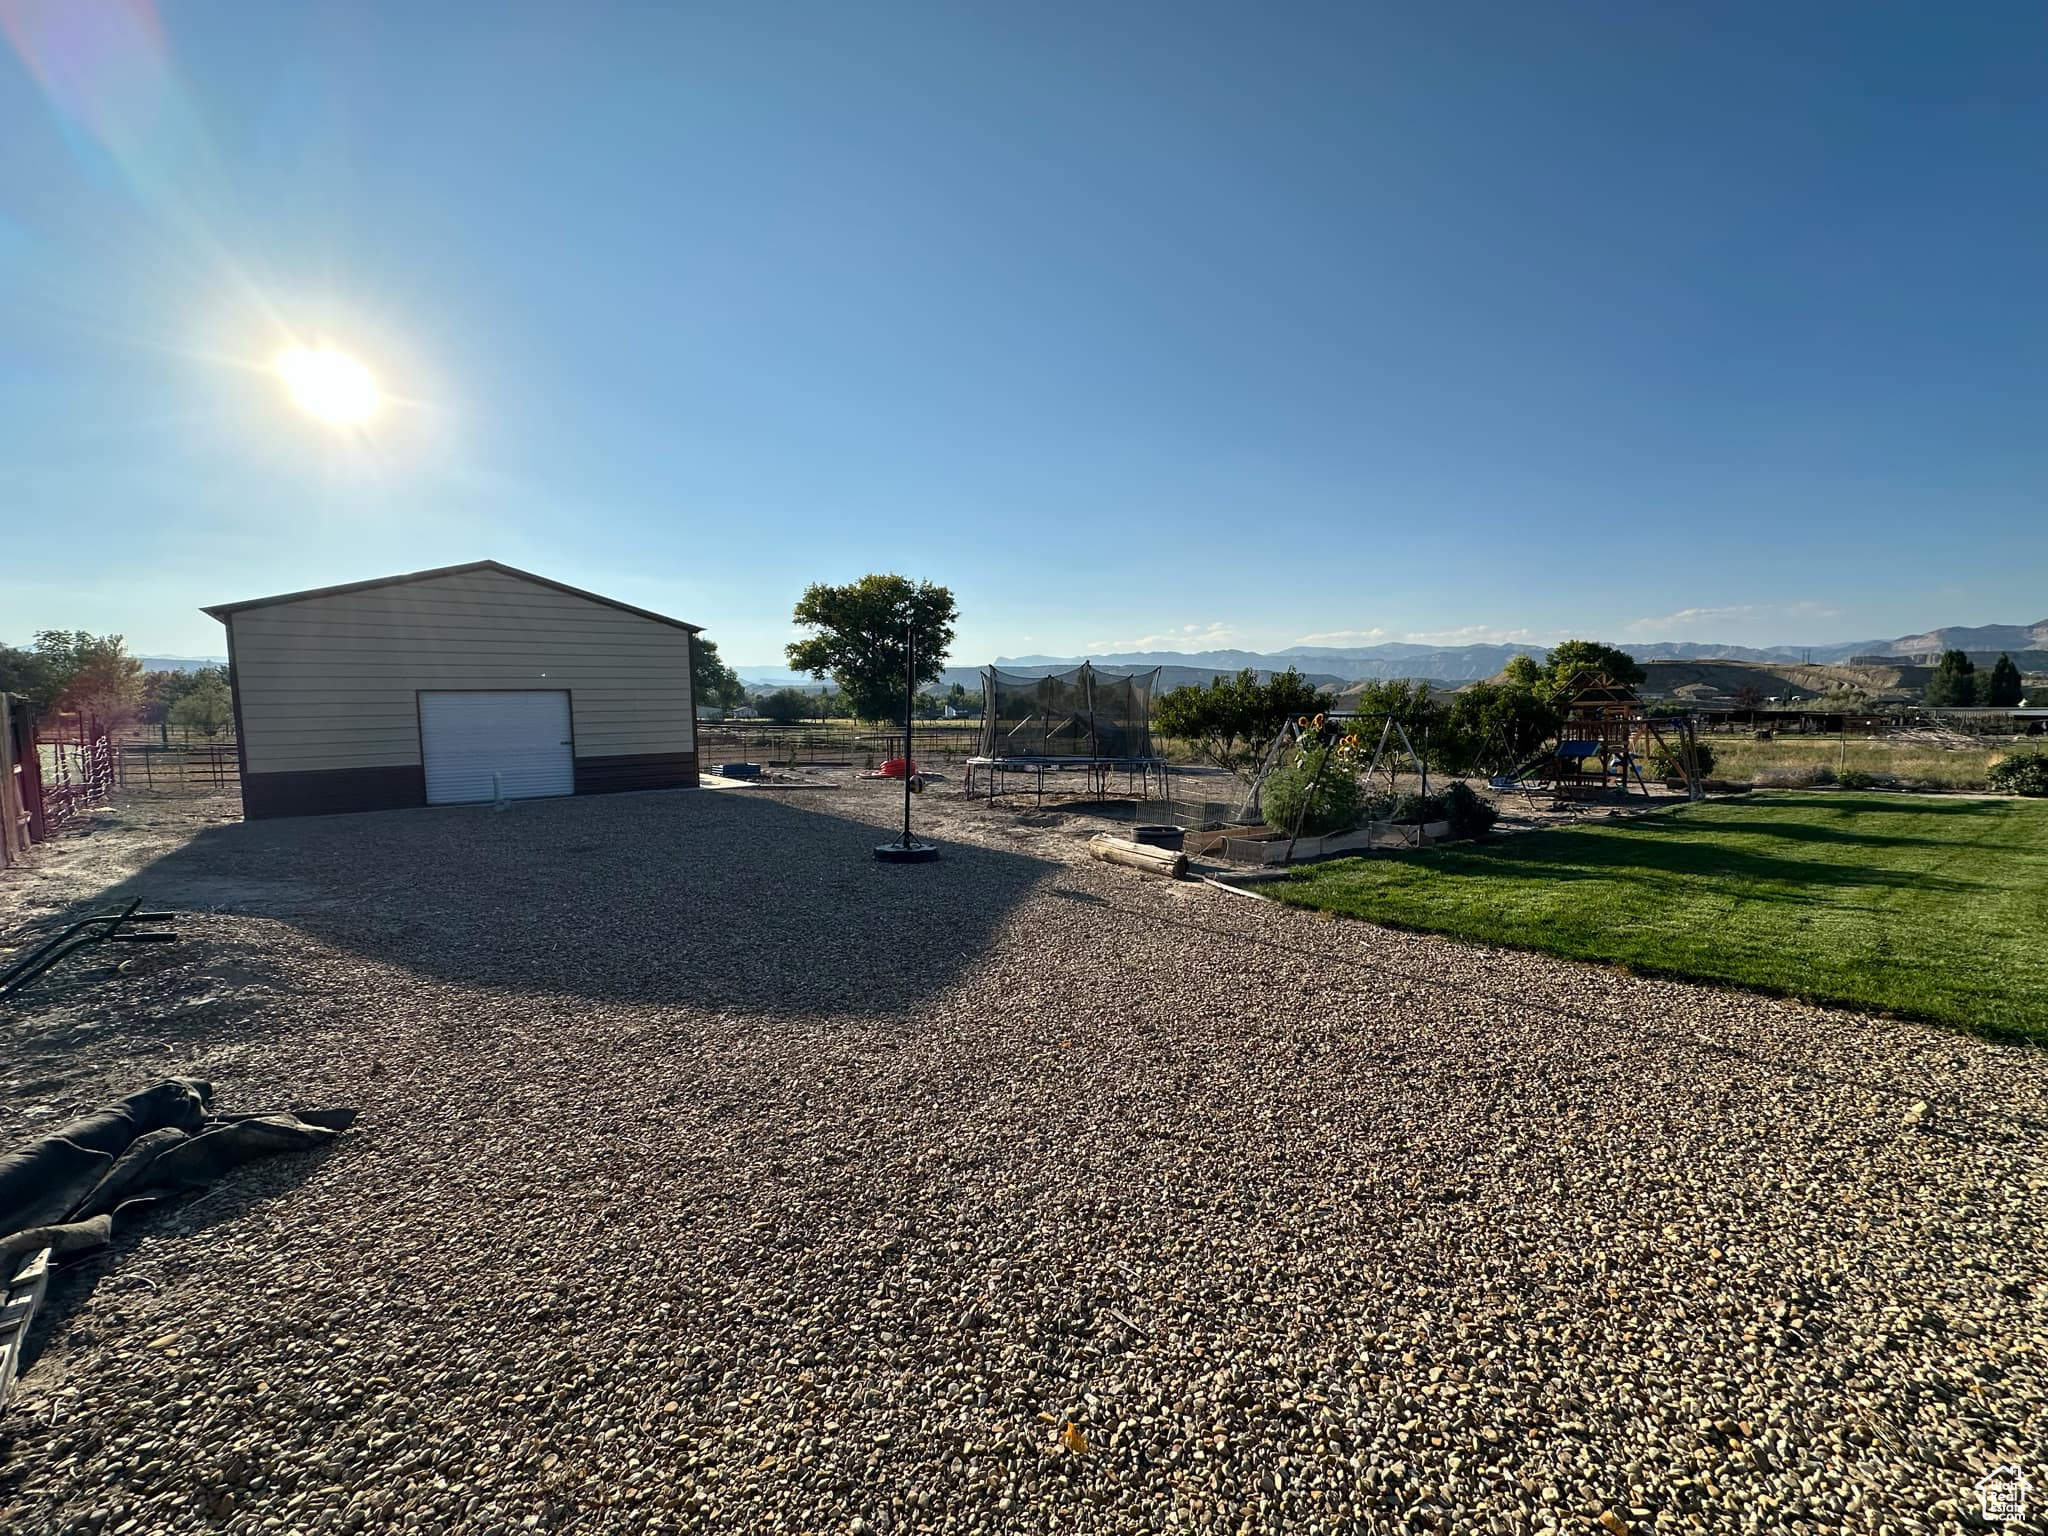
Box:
[738,619,2048,690]
[971,620,2048,685]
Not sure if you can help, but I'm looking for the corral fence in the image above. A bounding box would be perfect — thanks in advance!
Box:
[695,721,984,767]
[37,734,116,831]
[115,744,240,792]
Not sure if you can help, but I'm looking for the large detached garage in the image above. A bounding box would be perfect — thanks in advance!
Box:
[205,561,701,819]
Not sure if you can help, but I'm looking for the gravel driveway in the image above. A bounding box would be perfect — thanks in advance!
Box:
[1,781,2043,1535]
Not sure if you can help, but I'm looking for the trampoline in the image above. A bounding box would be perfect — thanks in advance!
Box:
[965,663,1172,802]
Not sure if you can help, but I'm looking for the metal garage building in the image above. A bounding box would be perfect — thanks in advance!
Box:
[205,560,701,819]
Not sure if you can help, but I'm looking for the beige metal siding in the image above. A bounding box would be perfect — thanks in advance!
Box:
[231,568,694,774]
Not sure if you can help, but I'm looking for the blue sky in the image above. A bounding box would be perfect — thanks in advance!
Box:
[3,2,2044,665]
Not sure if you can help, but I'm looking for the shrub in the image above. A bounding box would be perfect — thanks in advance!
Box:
[1389,792,1446,825]
[1988,752,2048,797]
[1650,737,1715,780]
[1835,769,1877,790]
[1261,746,1366,836]
[1440,781,1498,839]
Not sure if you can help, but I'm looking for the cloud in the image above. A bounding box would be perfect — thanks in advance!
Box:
[1085,621,1240,652]
[1628,601,1839,635]
[1294,628,1390,645]
[1400,625,1538,646]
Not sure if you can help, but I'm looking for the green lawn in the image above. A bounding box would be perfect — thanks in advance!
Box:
[1270,792,2048,1041]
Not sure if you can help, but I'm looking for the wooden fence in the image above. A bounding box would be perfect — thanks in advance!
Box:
[1,694,31,868]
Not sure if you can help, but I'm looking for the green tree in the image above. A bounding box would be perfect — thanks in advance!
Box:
[168,673,234,740]
[691,636,747,712]
[142,668,196,726]
[1501,653,1542,690]
[786,575,957,723]
[1924,649,1977,707]
[1348,678,1437,720]
[1541,639,1644,697]
[34,630,143,727]
[757,688,813,724]
[1433,682,1561,775]
[1982,653,2024,708]
[0,645,63,713]
[1154,667,1332,776]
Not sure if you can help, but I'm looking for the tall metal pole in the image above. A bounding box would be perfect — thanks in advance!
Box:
[903,616,915,845]
[875,610,938,862]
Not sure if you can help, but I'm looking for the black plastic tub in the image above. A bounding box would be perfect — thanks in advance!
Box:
[716,763,763,779]
[1132,824,1185,851]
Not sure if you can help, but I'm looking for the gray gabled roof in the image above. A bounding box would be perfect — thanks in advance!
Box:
[201,559,702,632]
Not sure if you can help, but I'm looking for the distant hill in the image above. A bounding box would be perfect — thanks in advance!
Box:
[1874,621,2048,660]
[735,618,2048,693]
[1632,659,1934,704]
[142,655,227,673]
[742,662,1348,696]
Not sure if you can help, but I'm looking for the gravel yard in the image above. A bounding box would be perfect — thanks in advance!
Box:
[1,777,2044,1535]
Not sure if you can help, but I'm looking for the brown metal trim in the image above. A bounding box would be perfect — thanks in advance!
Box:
[242,764,427,820]
[684,630,700,767]
[200,559,701,631]
[572,752,700,795]
[223,616,253,820]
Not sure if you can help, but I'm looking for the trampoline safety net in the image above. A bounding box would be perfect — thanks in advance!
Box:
[977,664,1160,760]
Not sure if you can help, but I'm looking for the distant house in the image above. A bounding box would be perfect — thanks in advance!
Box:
[205,560,702,818]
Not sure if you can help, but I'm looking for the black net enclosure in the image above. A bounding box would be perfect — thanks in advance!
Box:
[976,664,1161,761]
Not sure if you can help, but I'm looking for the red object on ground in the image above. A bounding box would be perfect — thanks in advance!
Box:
[877,757,920,779]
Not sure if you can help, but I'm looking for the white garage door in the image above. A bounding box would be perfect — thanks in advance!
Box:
[419,690,574,805]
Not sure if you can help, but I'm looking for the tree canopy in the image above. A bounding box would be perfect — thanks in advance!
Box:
[1153,667,1332,776]
[1432,682,1560,776]
[1925,649,1978,708]
[691,636,747,712]
[756,688,813,724]
[0,631,143,723]
[1983,654,2024,709]
[1347,679,1436,719]
[1540,639,1644,696]
[167,673,234,739]
[786,575,957,723]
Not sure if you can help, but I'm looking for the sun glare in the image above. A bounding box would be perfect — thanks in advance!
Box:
[275,346,381,426]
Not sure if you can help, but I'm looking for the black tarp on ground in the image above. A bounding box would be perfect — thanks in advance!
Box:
[0,1078,355,1269]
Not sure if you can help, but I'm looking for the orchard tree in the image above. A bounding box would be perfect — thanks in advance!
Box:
[786,575,957,724]
[1348,678,1437,720]
[168,672,234,740]
[1433,682,1561,776]
[1154,667,1332,776]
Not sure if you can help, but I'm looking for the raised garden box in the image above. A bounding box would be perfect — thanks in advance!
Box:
[1223,820,1452,865]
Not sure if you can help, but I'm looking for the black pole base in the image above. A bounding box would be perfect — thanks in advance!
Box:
[874,841,940,864]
